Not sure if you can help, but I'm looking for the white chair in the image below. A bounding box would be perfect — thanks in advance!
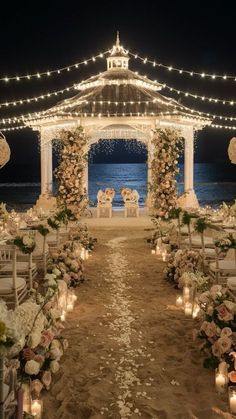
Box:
[0,245,28,307]
[97,190,112,218]
[123,189,139,217]
[208,248,236,284]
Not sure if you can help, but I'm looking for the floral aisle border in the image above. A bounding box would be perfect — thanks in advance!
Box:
[54,126,89,218]
[149,128,183,218]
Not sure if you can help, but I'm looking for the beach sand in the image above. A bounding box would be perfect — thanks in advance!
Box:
[43,219,230,419]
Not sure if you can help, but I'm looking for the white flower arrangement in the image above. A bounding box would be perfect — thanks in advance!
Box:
[0,300,22,354]
[180,271,209,291]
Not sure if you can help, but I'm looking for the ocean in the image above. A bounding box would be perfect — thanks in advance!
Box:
[0,163,235,210]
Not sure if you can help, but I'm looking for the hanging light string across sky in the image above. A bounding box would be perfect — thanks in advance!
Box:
[159,81,236,106]
[0,51,109,83]
[129,51,236,81]
[0,85,76,108]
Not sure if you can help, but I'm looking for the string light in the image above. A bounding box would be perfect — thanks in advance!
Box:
[0,85,76,108]
[130,51,236,81]
[0,50,109,83]
[1,109,236,131]
[160,81,236,106]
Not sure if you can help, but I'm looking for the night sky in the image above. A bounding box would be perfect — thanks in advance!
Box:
[0,1,236,182]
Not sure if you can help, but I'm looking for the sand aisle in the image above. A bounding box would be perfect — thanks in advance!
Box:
[43,227,229,419]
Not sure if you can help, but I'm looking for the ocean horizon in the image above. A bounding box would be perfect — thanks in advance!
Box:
[0,162,236,210]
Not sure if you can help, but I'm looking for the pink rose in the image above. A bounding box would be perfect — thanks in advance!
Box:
[40,329,55,348]
[200,321,217,338]
[30,379,43,398]
[228,371,236,383]
[217,336,232,354]
[221,327,233,337]
[212,342,221,358]
[33,355,45,364]
[41,371,52,390]
[216,304,233,322]
[22,348,35,361]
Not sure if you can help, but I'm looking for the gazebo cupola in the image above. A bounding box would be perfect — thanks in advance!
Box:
[107,32,129,70]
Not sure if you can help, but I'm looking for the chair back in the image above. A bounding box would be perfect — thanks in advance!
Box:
[0,244,18,304]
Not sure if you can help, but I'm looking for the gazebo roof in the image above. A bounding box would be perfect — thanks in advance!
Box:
[27,35,211,127]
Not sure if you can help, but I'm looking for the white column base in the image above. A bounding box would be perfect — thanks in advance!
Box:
[177,190,199,209]
[34,194,57,212]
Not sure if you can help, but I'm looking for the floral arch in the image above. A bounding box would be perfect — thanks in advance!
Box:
[31,120,198,217]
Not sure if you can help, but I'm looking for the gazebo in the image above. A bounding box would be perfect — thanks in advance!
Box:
[26,34,211,210]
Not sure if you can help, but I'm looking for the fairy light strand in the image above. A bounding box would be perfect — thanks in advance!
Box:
[129,51,236,81]
[159,81,236,106]
[1,109,236,131]
[0,50,109,83]
[0,85,76,108]
[3,98,236,125]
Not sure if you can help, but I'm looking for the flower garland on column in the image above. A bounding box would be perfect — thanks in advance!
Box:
[54,126,88,218]
[149,128,183,218]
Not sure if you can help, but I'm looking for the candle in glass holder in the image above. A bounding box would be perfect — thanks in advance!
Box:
[192,303,200,319]
[184,302,193,317]
[183,286,190,303]
[176,295,183,307]
[67,303,74,312]
[162,250,167,262]
[22,383,31,414]
[151,249,155,255]
[155,245,160,255]
[71,289,77,302]
[215,368,228,394]
[229,386,236,413]
[60,311,66,321]
[31,399,43,418]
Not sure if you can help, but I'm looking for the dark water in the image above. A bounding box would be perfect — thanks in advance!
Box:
[0,163,235,209]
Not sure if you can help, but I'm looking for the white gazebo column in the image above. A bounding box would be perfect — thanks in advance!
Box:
[146,136,154,209]
[180,127,199,208]
[36,129,57,210]
[46,140,53,195]
[40,137,49,195]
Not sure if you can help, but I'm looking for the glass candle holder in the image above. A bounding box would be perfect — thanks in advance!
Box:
[162,250,167,262]
[183,286,190,303]
[192,301,200,319]
[184,302,193,317]
[229,386,236,413]
[155,245,160,255]
[31,399,43,419]
[151,249,155,255]
[176,295,183,308]
[215,368,228,394]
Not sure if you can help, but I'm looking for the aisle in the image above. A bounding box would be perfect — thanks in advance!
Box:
[43,227,229,419]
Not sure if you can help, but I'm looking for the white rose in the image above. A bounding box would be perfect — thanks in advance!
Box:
[45,273,57,281]
[25,360,40,375]
[50,360,60,374]
[49,308,61,320]
[22,235,33,247]
[52,268,61,277]
[47,278,57,288]
[50,347,63,360]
